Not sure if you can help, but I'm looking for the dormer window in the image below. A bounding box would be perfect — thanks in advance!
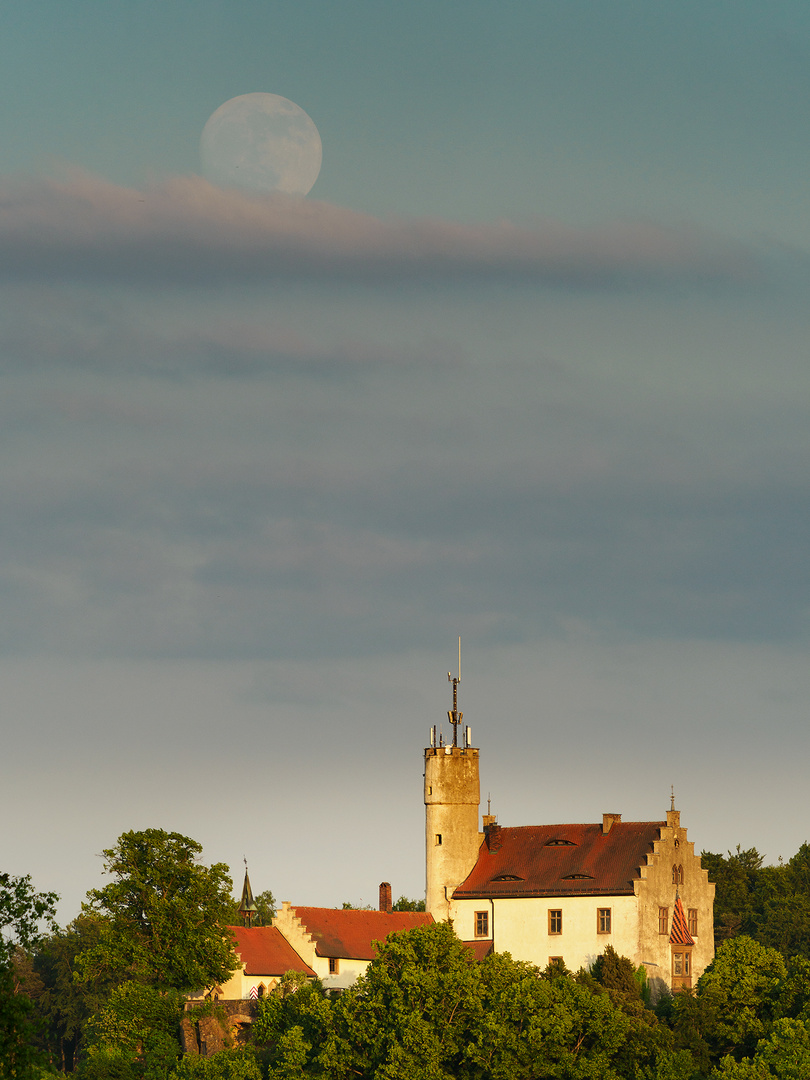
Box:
[545,839,577,847]
[562,873,593,880]
[492,874,524,882]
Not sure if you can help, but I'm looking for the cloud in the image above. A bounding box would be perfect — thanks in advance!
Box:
[0,285,461,375]
[0,170,754,286]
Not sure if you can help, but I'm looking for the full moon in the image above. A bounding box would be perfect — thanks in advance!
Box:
[200,93,322,196]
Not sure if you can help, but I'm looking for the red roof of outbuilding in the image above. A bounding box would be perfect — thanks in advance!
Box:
[291,907,434,960]
[228,926,316,977]
[452,822,664,899]
[462,939,494,961]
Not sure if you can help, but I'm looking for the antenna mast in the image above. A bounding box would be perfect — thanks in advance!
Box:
[447,636,462,747]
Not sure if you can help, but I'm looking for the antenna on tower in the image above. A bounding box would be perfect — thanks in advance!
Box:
[447,636,463,747]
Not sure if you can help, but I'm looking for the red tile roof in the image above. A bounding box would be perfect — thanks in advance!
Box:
[462,939,494,961]
[291,907,434,960]
[228,926,316,977]
[452,822,664,899]
[669,897,695,946]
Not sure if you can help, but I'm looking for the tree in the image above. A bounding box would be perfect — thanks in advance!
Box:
[78,829,237,993]
[0,870,58,1080]
[391,896,425,912]
[702,847,765,946]
[78,981,184,1080]
[33,912,120,1071]
[253,922,660,1080]
[696,936,786,1063]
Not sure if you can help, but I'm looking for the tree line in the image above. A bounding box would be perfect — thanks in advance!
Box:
[4,829,810,1078]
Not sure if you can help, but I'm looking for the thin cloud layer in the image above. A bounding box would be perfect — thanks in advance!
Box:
[0,171,754,285]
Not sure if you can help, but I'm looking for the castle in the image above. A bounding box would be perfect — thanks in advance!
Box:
[425,670,715,992]
[211,666,715,1001]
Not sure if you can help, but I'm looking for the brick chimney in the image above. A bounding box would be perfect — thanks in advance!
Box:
[602,813,622,835]
[378,881,392,913]
[485,822,502,852]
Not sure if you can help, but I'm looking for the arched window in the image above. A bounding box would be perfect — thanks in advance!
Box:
[672,864,678,884]
[678,865,684,885]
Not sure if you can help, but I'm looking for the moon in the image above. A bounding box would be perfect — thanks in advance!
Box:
[200,93,322,196]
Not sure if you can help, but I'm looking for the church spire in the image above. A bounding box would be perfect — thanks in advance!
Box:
[238,859,258,927]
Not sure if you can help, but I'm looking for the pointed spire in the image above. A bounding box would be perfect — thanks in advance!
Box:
[238,858,258,927]
[669,896,694,945]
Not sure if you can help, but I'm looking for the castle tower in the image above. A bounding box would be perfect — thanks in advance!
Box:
[424,662,481,921]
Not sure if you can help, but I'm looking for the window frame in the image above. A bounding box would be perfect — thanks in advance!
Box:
[474,910,489,938]
[658,907,669,935]
[328,957,339,975]
[688,908,698,937]
[597,907,612,934]
[548,909,563,935]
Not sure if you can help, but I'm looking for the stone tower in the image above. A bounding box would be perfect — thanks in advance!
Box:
[424,665,482,921]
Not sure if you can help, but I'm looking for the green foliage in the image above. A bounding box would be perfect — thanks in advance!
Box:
[702,847,765,946]
[0,871,59,959]
[696,936,786,1062]
[0,871,59,1079]
[169,1047,262,1080]
[252,922,684,1080]
[32,913,120,1071]
[81,980,183,1080]
[78,830,237,992]
[391,896,426,911]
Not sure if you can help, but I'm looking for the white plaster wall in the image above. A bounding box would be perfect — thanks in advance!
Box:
[311,954,370,990]
[450,894,639,972]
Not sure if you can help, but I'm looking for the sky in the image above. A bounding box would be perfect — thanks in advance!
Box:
[1,1,809,927]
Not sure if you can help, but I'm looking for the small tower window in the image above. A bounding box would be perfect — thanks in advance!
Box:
[435,834,442,846]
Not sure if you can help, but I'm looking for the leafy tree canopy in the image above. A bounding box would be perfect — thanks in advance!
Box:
[0,870,58,958]
[391,896,425,911]
[78,829,237,993]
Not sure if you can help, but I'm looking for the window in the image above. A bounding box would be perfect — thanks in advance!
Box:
[328,958,339,975]
[659,907,669,935]
[435,834,442,846]
[548,955,564,966]
[672,864,683,885]
[672,949,692,989]
[688,909,698,937]
[597,908,612,934]
[475,911,489,938]
[548,909,562,935]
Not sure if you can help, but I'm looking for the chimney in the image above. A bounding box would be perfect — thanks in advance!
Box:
[602,813,622,835]
[485,822,502,852]
[379,881,392,913]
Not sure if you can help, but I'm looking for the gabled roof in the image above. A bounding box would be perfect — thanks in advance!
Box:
[291,907,434,960]
[669,897,695,946]
[228,926,316,977]
[452,822,664,900]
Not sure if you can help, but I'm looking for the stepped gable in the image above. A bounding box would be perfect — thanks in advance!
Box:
[453,821,665,899]
[290,907,433,960]
[228,925,316,977]
[669,897,695,946]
